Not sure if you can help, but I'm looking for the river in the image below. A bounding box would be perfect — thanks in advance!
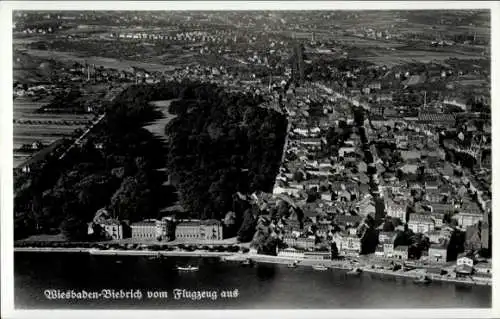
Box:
[14,252,491,309]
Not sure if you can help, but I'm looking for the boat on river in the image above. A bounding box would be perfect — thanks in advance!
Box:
[176,265,199,271]
[347,268,363,276]
[312,265,328,271]
[241,258,254,267]
[288,261,299,268]
[413,275,432,284]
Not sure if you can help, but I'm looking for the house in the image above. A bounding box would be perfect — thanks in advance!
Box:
[339,146,356,157]
[296,237,316,250]
[465,225,482,251]
[385,200,407,223]
[356,196,376,217]
[430,212,445,228]
[393,245,409,260]
[375,244,385,257]
[333,232,361,256]
[428,242,448,263]
[400,150,421,162]
[101,219,124,240]
[427,230,444,244]
[408,214,435,234]
[378,231,397,244]
[333,215,362,228]
[455,257,474,277]
[452,212,483,228]
[425,180,439,191]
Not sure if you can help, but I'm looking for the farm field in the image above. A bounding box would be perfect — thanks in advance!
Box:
[351,47,487,67]
[143,99,177,142]
[26,49,177,72]
[13,97,93,168]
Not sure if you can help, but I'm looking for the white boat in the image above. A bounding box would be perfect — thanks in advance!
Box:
[312,265,328,271]
[288,261,298,268]
[413,275,432,284]
[176,265,199,271]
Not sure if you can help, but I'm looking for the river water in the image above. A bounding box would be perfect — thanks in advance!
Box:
[14,252,491,309]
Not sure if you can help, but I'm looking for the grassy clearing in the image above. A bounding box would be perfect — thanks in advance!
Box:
[143,100,177,141]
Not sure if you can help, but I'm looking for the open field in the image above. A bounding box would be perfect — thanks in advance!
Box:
[351,47,487,67]
[26,49,177,72]
[13,97,94,167]
[143,99,177,141]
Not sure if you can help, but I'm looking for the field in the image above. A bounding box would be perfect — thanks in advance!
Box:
[350,47,488,67]
[143,100,177,142]
[13,97,94,168]
[26,49,177,72]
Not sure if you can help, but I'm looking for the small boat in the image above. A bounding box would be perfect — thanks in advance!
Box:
[115,260,123,264]
[413,275,432,284]
[242,259,254,266]
[312,265,328,271]
[176,265,199,271]
[288,261,298,268]
[347,268,363,276]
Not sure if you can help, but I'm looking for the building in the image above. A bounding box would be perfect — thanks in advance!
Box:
[378,231,397,244]
[98,219,124,240]
[430,213,445,228]
[277,248,305,259]
[175,220,224,242]
[131,220,158,241]
[375,244,385,257]
[155,217,176,241]
[385,201,407,223]
[428,242,448,263]
[304,251,331,260]
[333,232,361,256]
[427,230,445,244]
[455,257,474,277]
[418,112,456,127]
[452,212,483,228]
[393,245,409,260]
[408,214,435,234]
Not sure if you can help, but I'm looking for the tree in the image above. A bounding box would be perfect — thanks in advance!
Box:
[331,242,339,259]
[237,209,257,242]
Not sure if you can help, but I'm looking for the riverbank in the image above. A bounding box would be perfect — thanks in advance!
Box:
[362,267,492,286]
[14,247,491,287]
[14,247,233,257]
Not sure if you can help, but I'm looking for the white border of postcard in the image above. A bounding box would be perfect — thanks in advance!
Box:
[1,1,499,319]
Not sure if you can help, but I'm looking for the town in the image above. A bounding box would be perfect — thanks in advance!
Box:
[13,10,491,290]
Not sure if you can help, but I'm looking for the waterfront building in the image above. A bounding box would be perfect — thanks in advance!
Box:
[455,257,474,277]
[131,220,158,240]
[393,245,409,260]
[428,242,448,263]
[333,232,361,256]
[277,248,305,259]
[375,244,385,257]
[304,251,331,260]
[175,220,224,242]
[98,219,124,240]
[155,217,176,241]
